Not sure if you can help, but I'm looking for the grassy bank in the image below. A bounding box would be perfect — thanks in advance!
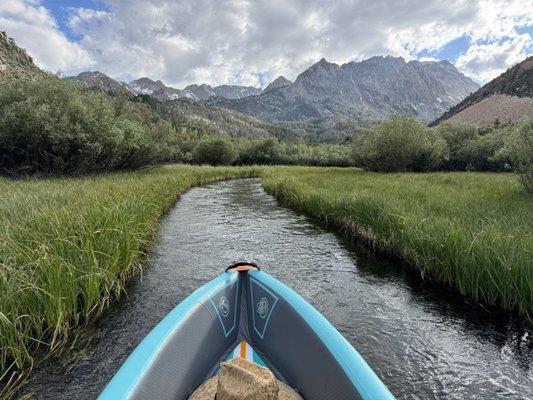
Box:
[262,168,532,316]
[2,165,531,394]
[0,165,259,391]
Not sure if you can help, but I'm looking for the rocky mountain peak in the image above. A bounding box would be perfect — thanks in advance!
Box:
[363,55,406,65]
[207,55,480,142]
[263,76,292,93]
[127,77,198,101]
[129,77,164,93]
[184,83,216,100]
[185,83,261,100]
[308,57,339,71]
[69,71,129,94]
[294,58,341,90]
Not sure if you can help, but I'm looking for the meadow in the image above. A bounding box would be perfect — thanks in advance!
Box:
[1,165,532,394]
[262,167,533,316]
[0,165,258,392]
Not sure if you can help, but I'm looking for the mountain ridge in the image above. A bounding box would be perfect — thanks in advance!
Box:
[184,83,261,100]
[3,31,486,143]
[431,56,533,127]
[206,55,479,141]
[70,71,262,101]
[129,77,197,101]
[263,76,292,93]
[0,31,41,77]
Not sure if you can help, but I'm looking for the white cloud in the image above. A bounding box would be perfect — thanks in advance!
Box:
[0,0,91,73]
[1,0,531,86]
[456,34,531,82]
[448,0,533,82]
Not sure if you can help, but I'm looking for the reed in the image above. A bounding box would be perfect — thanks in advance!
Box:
[262,167,533,316]
[0,165,259,393]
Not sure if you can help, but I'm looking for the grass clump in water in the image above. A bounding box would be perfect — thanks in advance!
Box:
[0,165,259,392]
[262,167,532,316]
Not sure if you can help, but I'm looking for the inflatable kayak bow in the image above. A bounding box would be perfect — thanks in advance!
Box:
[99,263,395,400]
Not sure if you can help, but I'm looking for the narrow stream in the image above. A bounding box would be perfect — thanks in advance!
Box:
[20,179,532,399]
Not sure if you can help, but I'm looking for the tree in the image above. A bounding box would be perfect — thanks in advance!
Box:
[238,139,282,165]
[351,115,445,172]
[435,123,479,170]
[192,138,237,165]
[0,75,179,174]
[496,120,533,193]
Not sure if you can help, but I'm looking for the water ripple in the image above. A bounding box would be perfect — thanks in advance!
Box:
[20,179,532,400]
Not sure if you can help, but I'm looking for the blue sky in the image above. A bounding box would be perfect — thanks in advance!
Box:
[1,0,532,88]
[417,36,471,63]
[41,0,107,41]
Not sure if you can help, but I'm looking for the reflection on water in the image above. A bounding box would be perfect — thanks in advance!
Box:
[21,179,532,400]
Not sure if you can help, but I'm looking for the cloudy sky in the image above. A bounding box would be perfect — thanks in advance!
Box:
[1,0,531,88]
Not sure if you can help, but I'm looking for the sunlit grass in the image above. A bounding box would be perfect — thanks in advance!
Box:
[262,167,532,315]
[0,165,259,391]
[2,164,531,396]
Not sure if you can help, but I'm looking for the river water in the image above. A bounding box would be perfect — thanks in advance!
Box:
[20,179,532,399]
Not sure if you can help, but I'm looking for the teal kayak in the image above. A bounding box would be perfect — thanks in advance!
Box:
[99,263,395,400]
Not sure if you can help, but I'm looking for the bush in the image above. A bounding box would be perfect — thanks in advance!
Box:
[280,141,353,167]
[231,138,353,167]
[435,123,508,171]
[248,139,282,165]
[458,128,508,171]
[236,139,281,165]
[0,75,180,174]
[496,120,533,193]
[192,137,237,165]
[436,123,479,170]
[351,115,445,172]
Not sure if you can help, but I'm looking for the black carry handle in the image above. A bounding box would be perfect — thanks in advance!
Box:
[225,262,260,272]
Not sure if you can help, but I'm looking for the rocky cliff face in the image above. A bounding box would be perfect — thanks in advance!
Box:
[263,76,291,93]
[70,72,262,102]
[66,55,483,142]
[185,83,261,100]
[129,77,197,101]
[69,71,130,94]
[183,83,215,99]
[207,56,479,141]
[431,56,533,127]
[0,31,41,77]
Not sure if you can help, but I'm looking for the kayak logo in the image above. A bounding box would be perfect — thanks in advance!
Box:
[257,297,269,319]
[210,280,238,338]
[250,277,279,339]
[219,296,230,317]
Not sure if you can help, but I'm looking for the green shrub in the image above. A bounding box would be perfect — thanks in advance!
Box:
[192,137,237,165]
[351,115,445,172]
[0,75,180,174]
[496,120,533,193]
[199,137,352,167]
[280,141,353,167]
[236,139,281,165]
[458,128,508,171]
[436,123,478,170]
[435,123,508,171]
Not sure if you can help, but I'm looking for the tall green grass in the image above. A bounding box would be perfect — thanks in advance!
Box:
[0,165,259,391]
[262,167,532,316]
